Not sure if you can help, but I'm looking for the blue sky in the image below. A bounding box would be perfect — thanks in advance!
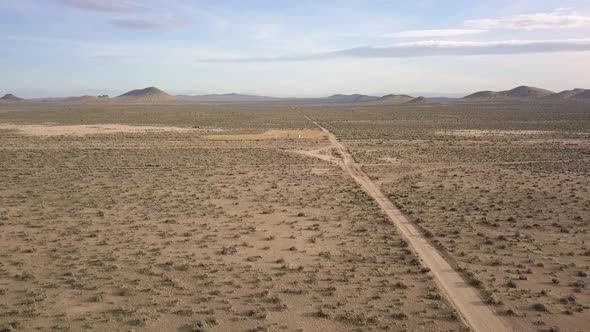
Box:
[2,0,590,97]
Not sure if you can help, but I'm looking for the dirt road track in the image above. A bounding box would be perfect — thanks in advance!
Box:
[297,109,511,332]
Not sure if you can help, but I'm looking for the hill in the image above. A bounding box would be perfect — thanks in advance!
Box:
[571,90,590,100]
[1,93,24,101]
[463,91,496,99]
[405,96,432,104]
[117,87,176,102]
[544,89,590,100]
[498,86,554,98]
[463,86,554,100]
[373,94,415,104]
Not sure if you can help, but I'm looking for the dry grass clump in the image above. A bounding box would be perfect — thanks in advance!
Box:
[0,103,467,331]
[305,101,590,332]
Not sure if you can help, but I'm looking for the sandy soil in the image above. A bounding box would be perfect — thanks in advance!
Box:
[297,110,509,332]
[1,100,588,332]
[0,123,213,136]
[305,102,590,332]
[0,102,467,332]
[435,130,555,137]
[205,130,327,141]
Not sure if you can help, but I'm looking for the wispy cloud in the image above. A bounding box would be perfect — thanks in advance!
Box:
[389,9,590,40]
[59,0,143,13]
[111,16,188,30]
[466,9,590,30]
[199,39,590,62]
[385,29,486,38]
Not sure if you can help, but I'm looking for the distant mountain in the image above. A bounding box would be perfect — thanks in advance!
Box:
[64,95,110,102]
[177,93,283,102]
[1,93,24,101]
[544,88,590,101]
[463,91,496,99]
[463,86,555,100]
[499,86,555,98]
[15,86,588,104]
[405,96,431,104]
[546,89,587,100]
[372,94,415,104]
[28,97,66,102]
[428,97,458,102]
[117,87,176,102]
[179,93,415,104]
[320,94,380,103]
[571,90,590,100]
[175,92,460,104]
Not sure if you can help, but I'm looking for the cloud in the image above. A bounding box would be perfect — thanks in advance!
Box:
[385,29,486,38]
[383,10,590,40]
[111,17,188,30]
[59,0,142,13]
[198,39,590,62]
[466,9,590,30]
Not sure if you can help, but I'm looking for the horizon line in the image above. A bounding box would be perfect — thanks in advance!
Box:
[3,84,590,100]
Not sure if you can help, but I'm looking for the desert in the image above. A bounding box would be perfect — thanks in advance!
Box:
[1,90,589,332]
[2,1,590,331]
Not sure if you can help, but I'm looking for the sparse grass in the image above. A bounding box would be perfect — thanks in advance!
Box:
[6,100,587,331]
[305,101,590,332]
[205,130,326,141]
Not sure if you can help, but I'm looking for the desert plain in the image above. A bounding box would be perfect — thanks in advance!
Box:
[0,99,588,332]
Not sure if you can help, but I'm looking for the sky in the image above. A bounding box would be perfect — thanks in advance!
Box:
[1,0,590,98]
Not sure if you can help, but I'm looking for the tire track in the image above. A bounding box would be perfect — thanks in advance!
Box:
[296,109,510,332]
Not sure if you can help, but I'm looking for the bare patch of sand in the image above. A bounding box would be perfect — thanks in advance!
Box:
[436,129,554,137]
[205,129,326,140]
[0,123,218,136]
[289,146,338,163]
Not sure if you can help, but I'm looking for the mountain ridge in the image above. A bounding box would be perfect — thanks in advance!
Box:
[4,86,590,104]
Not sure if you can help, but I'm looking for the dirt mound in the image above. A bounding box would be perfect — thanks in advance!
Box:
[117,87,176,102]
[1,93,24,101]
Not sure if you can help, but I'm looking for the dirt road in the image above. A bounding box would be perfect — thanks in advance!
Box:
[297,109,510,332]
